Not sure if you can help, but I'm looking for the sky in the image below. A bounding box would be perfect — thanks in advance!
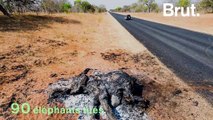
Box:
[69,0,138,10]
[69,0,200,10]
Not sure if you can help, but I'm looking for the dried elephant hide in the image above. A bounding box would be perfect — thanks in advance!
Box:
[48,68,150,120]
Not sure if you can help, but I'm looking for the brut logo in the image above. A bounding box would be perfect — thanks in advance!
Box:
[163,3,200,17]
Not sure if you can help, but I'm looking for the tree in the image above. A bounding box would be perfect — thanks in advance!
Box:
[178,0,190,8]
[81,1,94,13]
[73,0,82,12]
[41,0,71,13]
[0,4,10,17]
[111,0,159,12]
[150,2,159,12]
[0,0,40,16]
[199,0,213,13]
[41,0,57,13]
[130,3,138,12]
[122,5,131,12]
[115,7,122,12]
[138,0,158,12]
[61,3,72,12]
[95,5,107,13]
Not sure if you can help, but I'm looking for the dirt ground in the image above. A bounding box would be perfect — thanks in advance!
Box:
[0,13,213,120]
[124,13,213,35]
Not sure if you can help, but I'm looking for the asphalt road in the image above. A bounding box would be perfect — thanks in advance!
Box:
[110,12,213,104]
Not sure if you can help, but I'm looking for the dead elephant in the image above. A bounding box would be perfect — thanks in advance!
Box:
[48,68,150,120]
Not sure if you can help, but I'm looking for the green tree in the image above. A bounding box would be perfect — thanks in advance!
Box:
[74,0,82,12]
[115,7,122,12]
[200,0,213,13]
[73,0,95,13]
[178,0,190,8]
[61,3,71,12]
[135,4,144,12]
[41,0,71,13]
[150,2,159,12]
[130,3,138,12]
[81,1,94,13]
[122,5,131,12]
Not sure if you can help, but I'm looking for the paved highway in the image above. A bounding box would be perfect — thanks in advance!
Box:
[110,12,213,104]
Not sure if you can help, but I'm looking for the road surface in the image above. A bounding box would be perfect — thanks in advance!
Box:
[110,12,213,104]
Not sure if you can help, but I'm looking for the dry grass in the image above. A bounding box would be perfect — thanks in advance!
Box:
[0,13,213,120]
[0,13,108,120]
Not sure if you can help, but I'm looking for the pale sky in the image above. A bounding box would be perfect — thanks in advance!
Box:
[69,0,138,10]
[69,0,200,10]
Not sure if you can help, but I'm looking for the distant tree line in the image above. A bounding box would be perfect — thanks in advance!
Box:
[111,0,160,13]
[111,0,213,13]
[72,0,106,13]
[176,0,213,13]
[0,0,107,17]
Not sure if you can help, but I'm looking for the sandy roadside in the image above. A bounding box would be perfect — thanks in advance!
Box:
[119,12,213,35]
[0,13,213,120]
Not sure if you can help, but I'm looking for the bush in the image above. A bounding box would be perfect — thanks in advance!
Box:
[81,1,95,13]
[95,5,107,13]
[112,0,160,13]
[61,3,71,13]
[199,0,213,13]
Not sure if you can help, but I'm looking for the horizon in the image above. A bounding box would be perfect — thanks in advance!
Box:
[69,0,200,10]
